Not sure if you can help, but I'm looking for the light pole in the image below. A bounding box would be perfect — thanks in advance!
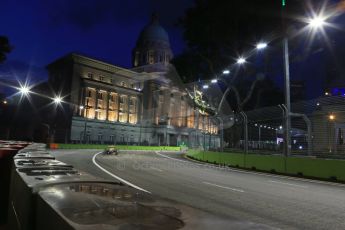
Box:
[281,0,327,156]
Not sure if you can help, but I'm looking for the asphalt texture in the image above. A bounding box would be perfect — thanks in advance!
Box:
[51,150,345,230]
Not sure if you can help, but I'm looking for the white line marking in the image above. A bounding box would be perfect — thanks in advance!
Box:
[156,151,345,189]
[269,180,308,188]
[92,152,151,193]
[150,167,163,172]
[203,181,245,193]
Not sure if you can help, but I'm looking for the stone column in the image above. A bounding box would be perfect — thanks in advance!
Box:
[94,89,99,119]
[127,95,130,123]
[105,91,109,121]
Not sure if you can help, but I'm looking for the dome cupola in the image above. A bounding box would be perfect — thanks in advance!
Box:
[132,13,173,69]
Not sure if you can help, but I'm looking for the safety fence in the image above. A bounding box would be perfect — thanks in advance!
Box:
[221,95,345,159]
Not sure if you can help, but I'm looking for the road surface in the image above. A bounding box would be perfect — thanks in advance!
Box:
[51,149,345,230]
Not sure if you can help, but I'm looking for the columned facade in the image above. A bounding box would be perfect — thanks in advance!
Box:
[46,14,221,149]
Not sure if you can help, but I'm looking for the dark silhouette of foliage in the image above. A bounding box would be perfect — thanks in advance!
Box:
[0,36,12,63]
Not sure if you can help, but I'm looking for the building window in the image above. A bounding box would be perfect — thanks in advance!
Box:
[108,92,118,122]
[87,73,93,78]
[100,75,104,81]
[119,95,128,123]
[121,81,127,87]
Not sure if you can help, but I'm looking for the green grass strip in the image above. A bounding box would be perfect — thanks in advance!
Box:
[187,150,345,181]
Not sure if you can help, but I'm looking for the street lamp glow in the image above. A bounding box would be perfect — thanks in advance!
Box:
[279,126,283,130]
[256,42,267,50]
[20,86,30,95]
[54,96,62,104]
[329,114,335,121]
[79,105,84,110]
[202,85,209,89]
[308,16,326,29]
[237,57,246,64]
[211,79,217,83]
[223,70,230,75]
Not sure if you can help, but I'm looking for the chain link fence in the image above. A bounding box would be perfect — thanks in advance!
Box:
[222,95,345,159]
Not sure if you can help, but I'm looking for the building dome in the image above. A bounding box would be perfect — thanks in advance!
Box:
[138,18,170,44]
[132,13,173,70]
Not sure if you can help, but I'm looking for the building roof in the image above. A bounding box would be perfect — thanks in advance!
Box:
[136,13,170,45]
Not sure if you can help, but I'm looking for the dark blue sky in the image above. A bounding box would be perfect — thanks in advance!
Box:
[1,0,345,100]
[0,0,193,88]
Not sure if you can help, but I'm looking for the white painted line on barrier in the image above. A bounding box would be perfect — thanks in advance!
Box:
[268,180,308,188]
[203,181,245,193]
[92,152,151,194]
[156,151,345,189]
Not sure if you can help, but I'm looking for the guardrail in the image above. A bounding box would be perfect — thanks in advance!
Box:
[187,150,345,182]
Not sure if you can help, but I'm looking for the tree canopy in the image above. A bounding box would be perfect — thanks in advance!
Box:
[0,36,12,63]
[173,0,305,111]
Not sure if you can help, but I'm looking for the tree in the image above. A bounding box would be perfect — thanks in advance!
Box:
[173,0,305,112]
[0,36,12,63]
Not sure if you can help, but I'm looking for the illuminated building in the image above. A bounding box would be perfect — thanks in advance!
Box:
[47,14,220,147]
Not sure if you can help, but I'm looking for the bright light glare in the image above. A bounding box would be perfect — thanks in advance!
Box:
[79,105,84,110]
[54,96,62,104]
[20,86,30,95]
[237,57,246,64]
[202,85,209,89]
[223,70,230,75]
[308,16,325,29]
[329,114,335,120]
[256,42,267,50]
[211,79,217,83]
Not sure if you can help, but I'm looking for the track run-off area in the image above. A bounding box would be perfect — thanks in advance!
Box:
[51,149,345,230]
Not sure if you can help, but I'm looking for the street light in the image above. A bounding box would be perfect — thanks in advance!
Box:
[237,57,246,64]
[202,85,209,89]
[329,114,335,121]
[211,79,217,83]
[223,70,230,75]
[19,86,30,95]
[256,42,268,50]
[308,16,326,29]
[53,96,62,104]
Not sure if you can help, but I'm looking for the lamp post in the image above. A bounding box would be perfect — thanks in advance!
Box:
[281,0,327,157]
